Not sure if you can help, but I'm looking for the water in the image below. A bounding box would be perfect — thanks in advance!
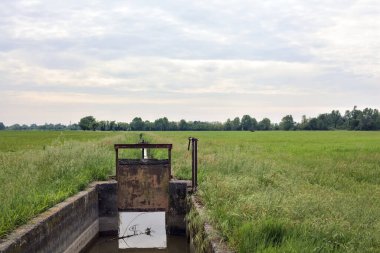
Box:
[84,235,189,253]
[118,212,166,249]
[84,212,189,253]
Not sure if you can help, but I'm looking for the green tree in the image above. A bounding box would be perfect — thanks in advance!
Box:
[98,120,107,131]
[258,118,271,130]
[347,106,361,130]
[358,108,376,130]
[309,118,318,130]
[241,115,253,130]
[299,115,309,130]
[117,122,129,131]
[79,116,97,131]
[272,123,280,130]
[329,110,342,129]
[169,121,178,131]
[224,119,232,131]
[316,114,329,130]
[143,121,154,131]
[109,121,116,131]
[0,122,5,130]
[374,109,380,130]
[179,119,188,130]
[130,117,144,131]
[154,117,169,131]
[232,117,241,130]
[279,115,295,130]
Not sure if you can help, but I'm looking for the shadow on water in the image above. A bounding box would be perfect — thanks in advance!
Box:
[84,235,189,253]
[84,212,189,253]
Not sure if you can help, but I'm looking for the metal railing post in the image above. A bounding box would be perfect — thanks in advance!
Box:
[188,137,199,192]
[194,138,198,190]
[115,147,119,179]
[168,147,172,178]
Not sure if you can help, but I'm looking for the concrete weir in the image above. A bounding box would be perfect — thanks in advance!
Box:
[0,179,190,253]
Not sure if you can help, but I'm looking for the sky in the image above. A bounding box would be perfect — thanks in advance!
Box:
[1,0,379,125]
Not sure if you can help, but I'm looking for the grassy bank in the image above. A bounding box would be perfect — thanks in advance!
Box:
[0,131,140,238]
[147,131,380,252]
[1,131,379,252]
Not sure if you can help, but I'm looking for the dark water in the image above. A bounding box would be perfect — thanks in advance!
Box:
[84,212,189,253]
[84,235,189,253]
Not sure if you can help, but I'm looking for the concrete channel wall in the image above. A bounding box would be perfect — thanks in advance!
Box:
[97,181,118,235]
[0,179,190,253]
[167,180,190,235]
[0,179,233,253]
[186,196,235,253]
[0,181,100,253]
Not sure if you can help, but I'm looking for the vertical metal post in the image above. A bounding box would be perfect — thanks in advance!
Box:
[140,139,145,159]
[168,147,172,178]
[191,139,195,190]
[115,147,119,179]
[194,138,198,191]
[188,137,199,192]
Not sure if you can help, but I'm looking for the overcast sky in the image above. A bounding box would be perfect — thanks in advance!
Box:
[1,0,379,125]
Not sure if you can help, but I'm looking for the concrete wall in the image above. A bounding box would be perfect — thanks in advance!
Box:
[187,195,235,253]
[0,179,190,253]
[97,181,118,235]
[167,180,191,235]
[97,179,191,235]
[0,183,99,253]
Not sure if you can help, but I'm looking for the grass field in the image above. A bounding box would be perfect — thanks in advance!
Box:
[146,131,380,252]
[0,131,141,238]
[1,131,380,252]
[0,131,124,152]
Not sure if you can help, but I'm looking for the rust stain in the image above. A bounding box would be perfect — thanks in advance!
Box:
[117,160,170,211]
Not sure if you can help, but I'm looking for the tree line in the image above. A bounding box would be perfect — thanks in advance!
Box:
[0,122,80,131]
[1,107,380,131]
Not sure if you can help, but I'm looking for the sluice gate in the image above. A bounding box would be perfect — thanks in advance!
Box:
[113,143,175,250]
[115,143,172,212]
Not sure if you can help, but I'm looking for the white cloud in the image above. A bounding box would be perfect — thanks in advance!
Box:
[0,0,379,124]
[3,91,190,105]
[312,0,380,78]
[0,50,323,94]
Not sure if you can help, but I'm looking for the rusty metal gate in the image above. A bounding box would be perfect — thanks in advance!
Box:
[114,143,172,212]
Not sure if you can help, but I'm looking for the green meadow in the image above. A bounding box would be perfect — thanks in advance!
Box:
[0,130,124,152]
[0,131,137,238]
[147,131,380,252]
[1,131,380,252]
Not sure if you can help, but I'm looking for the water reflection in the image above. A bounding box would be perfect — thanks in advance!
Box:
[84,212,189,253]
[118,212,166,249]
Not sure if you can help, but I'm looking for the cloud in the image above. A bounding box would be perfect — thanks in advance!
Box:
[312,0,380,78]
[0,0,379,124]
[3,91,190,105]
[0,50,323,94]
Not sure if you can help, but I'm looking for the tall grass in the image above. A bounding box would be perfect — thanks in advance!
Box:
[0,130,122,152]
[147,131,380,252]
[0,132,139,238]
[1,131,379,252]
